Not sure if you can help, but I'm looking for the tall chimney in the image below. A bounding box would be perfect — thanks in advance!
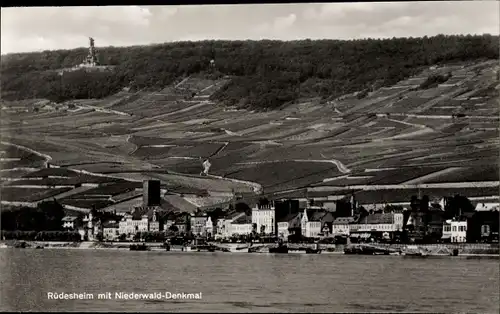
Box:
[143,180,161,207]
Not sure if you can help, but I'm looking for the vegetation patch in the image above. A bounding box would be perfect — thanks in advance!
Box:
[2,35,497,110]
[1,187,72,202]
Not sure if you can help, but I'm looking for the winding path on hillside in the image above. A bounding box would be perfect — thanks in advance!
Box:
[235,158,352,175]
[0,141,52,168]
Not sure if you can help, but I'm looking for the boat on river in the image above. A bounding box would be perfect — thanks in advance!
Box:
[269,239,288,254]
[269,245,289,253]
[129,243,150,251]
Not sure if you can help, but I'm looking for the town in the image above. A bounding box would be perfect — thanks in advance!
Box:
[1,179,498,253]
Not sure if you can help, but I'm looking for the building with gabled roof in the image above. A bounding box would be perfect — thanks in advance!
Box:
[332,217,355,236]
[301,208,332,238]
[277,212,302,240]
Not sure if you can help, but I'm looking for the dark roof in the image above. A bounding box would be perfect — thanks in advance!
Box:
[233,214,251,224]
[277,212,300,223]
[357,213,394,224]
[333,217,355,225]
[62,216,78,222]
[130,206,170,220]
[306,209,327,222]
[103,222,119,228]
[226,211,245,221]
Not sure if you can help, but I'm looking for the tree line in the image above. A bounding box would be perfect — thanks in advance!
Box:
[1,200,66,232]
[1,34,498,110]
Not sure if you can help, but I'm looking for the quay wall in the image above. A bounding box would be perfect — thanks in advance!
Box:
[2,241,498,255]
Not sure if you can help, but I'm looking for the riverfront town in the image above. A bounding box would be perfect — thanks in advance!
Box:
[1,35,499,256]
[1,178,499,255]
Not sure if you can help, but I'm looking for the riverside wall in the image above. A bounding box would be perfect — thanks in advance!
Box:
[2,241,498,255]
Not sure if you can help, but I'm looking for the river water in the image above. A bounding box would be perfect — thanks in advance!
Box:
[0,249,498,313]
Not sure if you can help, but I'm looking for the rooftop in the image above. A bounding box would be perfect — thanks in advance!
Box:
[233,214,252,225]
[305,209,327,222]
[357,213,395,225]
[62,216,78,222]
[333,217,355,225]
[278,213,302,227]
[103,221,119,229]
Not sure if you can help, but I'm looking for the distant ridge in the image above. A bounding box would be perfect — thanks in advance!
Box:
[1,34,498,110]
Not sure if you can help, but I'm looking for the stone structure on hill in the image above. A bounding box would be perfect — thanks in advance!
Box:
[80,37,100,67]
[57,37,113,75]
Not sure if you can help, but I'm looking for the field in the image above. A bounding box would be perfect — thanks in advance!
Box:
[1,187,72,202]
[0,60,499,207]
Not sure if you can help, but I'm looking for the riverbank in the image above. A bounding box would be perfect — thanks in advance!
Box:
[1,241,498,256]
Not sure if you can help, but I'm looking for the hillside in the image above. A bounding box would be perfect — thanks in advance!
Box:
[1,54,499,210]
[1,35,499,211]
[1,35,498,110]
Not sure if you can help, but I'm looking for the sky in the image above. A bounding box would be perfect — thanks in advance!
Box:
[1,1,499,54]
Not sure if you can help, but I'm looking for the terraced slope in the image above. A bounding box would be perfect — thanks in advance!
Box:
[1,60,499,207]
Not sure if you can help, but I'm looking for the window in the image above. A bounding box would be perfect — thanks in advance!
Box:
[452,226,457,232]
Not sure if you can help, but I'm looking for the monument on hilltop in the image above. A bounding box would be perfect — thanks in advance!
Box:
[58,37,114,75]
[80,37,100,68]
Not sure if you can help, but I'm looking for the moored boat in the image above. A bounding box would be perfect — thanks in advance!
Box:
[269,245,289,253]
[305,248,322,254]
[130,243,150,251]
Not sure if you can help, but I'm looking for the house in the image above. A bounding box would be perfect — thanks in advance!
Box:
[466,209,499,243]
[190,214,208,236]
[62,216,80,230]
[149,209,161,232]
[230,213,252,236]
[175,222,187,234]
[301,209,325,238]
[426,210,446,240]
[332,217,355,236]
[349,212,404,240]
[450,219,467,243]
[319,212,335,237]
[103,221,119,241]
[277,213,301,240]
[442,220,452,242]
[252,202,275,235]
[216,212,246,239]
[119,211,149,236]
[205,216,214,238]
[83,212,100,241]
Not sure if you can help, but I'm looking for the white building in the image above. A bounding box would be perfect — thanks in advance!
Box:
[301,209,323,238]
[190,215,208,236]
[119,213,149,236]
[216,212,246,239]
[62,216,79,230]
[149,210,160,232]
[450,220,467,243]
[332,217,355,236]
[231,223,252,236]
[252,202,275,235]
[350,212,405,234]
[230,213,252,236]
[103,221,119,241]
[205,217,214,237]
[442,220,452,242]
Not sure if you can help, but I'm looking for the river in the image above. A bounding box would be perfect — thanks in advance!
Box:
[0,249,498,313]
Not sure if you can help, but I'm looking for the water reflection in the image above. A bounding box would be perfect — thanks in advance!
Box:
[0,249,498,313]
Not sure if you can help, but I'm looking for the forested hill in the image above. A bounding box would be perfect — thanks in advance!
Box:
[1,34,498,110]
